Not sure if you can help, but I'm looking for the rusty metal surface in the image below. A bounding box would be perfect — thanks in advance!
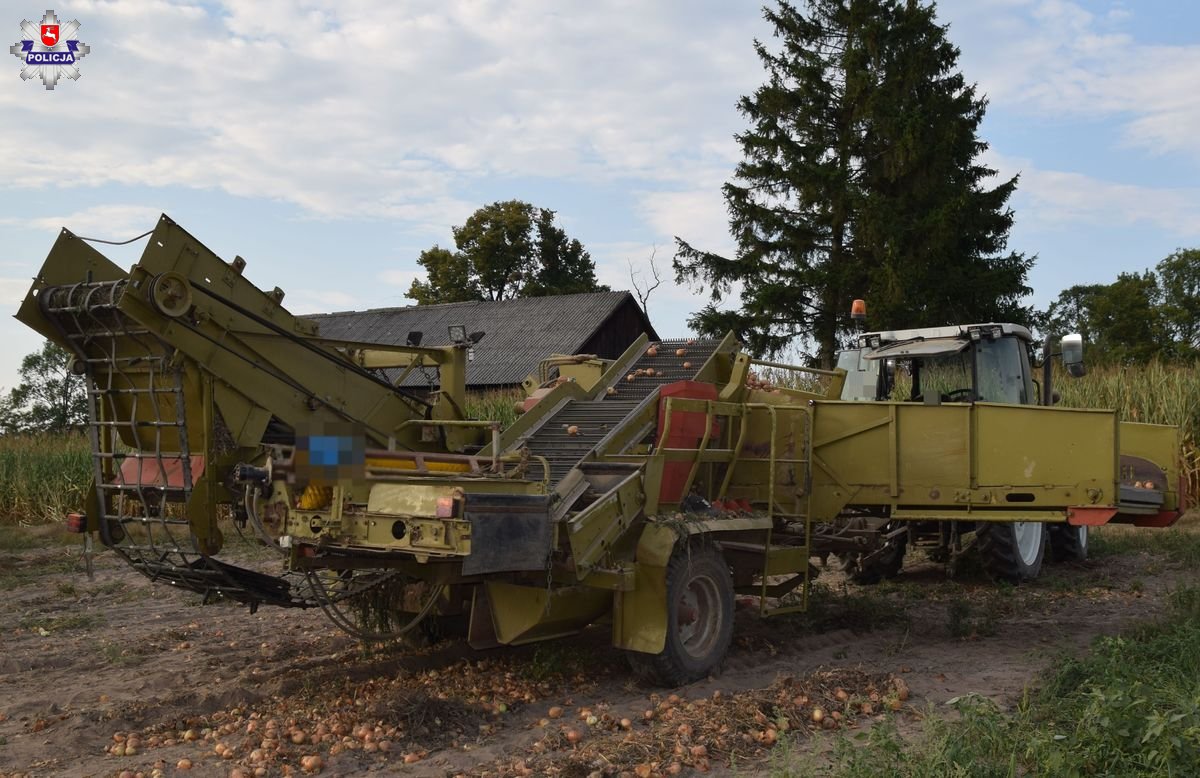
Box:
[462,493,554,575]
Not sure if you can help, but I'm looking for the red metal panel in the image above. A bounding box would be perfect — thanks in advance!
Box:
[116,455,206,488]
[1133,510,1181,528]
[1067,506,1118,526]
[655,381,720,505]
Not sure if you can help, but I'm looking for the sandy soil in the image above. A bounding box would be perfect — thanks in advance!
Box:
[0,535,1181,778]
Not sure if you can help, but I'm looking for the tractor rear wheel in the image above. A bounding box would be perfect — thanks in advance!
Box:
[1049,523,1089,562]
[627,545,734,686]
[977,521,1047,583]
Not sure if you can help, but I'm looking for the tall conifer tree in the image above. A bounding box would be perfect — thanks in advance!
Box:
[674,0,1031,366]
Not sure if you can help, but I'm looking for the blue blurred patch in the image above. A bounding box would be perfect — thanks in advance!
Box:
[294,423,366,482]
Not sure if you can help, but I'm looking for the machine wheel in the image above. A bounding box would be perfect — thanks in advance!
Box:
[840,526,907,585]
[977,522,1047,583]
[627,546,734,686]
[1049,524,1089,562]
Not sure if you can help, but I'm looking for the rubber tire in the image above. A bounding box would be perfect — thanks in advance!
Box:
[977,522,1047,583]
[627,546,735,686]
[1049,524,1088,563]
[846,532,908,585]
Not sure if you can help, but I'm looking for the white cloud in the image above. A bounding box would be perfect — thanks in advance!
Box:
[637,186,734,287]
[0,277,31,311]
[0,1,761,224]
[988,151,1200,235]
[5,205,165,238]
[379,269,422,292]
[587,240,684,304]
[944,0,1200,160]
[285,288,358,314]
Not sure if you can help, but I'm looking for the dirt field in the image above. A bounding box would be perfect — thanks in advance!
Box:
[0,528,1184,778]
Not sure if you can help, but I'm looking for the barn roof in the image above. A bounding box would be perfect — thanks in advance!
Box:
[305,290,659,388]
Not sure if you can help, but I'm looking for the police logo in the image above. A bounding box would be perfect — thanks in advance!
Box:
[10,10,89,90]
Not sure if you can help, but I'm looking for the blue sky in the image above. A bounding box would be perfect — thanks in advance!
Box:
[2,0,1199,390]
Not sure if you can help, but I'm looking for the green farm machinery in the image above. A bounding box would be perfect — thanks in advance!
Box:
[16,216,1186,684]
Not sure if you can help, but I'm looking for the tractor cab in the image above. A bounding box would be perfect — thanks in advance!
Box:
[837,323,1079,406]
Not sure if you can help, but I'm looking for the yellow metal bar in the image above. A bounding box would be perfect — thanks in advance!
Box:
[890,509,1069,522]
[658,397,676,445]
[365,457,472,473]
[768,405,778,521]
[717,410,751,500]
[812,415,893,448]
[679,400,715,502]
[888,404,898,498]
[748,358,842,378]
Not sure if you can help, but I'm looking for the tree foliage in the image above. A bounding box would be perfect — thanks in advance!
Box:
[407,200,608,305]
[674,0,1031,365]
[1036,249,1200,363]
[1157,248,1200,351]
[2,340,88,434]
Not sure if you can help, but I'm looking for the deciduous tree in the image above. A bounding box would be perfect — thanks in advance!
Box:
[4,340,87,432]
[1038,250,1200,363]
[1156,248,1200,354]
[407,201,607,304]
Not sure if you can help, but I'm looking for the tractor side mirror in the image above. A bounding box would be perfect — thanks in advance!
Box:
[1061,333,1086,378]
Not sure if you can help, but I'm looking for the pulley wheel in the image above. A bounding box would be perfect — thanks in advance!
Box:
[148,271,193,318]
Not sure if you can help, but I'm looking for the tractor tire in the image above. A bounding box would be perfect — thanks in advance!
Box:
[841,529,908,585]
[977,521,1047,583]
[627,545,734,686]
[1049,524,1089,563]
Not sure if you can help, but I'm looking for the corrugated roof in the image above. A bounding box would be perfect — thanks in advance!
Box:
[305,290,658,388]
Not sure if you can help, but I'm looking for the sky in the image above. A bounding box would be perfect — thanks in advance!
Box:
[2,0,1199,391]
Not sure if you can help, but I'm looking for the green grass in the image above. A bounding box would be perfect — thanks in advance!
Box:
[96,639,146,667]
[945,596,1002,639]
[1090,511,1200,566]
[791,581,912,634]
[772,586,1200,777]
[0,522,79,549]
[16,612,105,633]
[0,554,77,590]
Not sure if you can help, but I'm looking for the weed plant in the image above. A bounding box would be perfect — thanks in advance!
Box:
[774,586,1200,777]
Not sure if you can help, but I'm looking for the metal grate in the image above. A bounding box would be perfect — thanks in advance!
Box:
[38,280,307,608]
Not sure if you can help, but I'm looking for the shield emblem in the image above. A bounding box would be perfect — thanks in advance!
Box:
[40,24,59,47]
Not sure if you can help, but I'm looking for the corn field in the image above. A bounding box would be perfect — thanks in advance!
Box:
[1057,361,1200,497]
[0,433,91,525]
[3,371,1197,526]
[465,389,524,429]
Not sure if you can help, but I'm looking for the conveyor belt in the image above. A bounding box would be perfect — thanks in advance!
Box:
[609,338,721,402]
[516,339,722,487]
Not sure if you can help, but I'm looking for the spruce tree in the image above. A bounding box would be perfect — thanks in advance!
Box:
[855,1,1031,329]
[674,0,1031,366]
